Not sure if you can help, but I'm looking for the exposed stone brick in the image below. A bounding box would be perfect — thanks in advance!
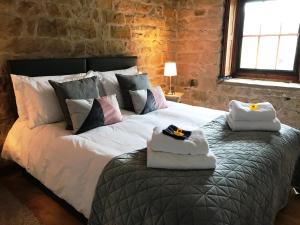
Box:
[164,7,176,17]
[135,2,153,15]
[0,15,23,37]
[96,0,112,9]
[113,0,136,13]
[149,6,163,17]
[105,12,125,24]
[85,40,105,56]
[134,15,165,27]
[5,37,43,54]
[72,41,86,56]
[37,18,68,37]
[16,1,42,16]
[0,0,16,11]
[46,2,61,17]
[125,15,134,25]
[25,19,36,36]
[194,9,206,16]
[110,26,131,39]
[70,20,96,39]
[42,39,73,56]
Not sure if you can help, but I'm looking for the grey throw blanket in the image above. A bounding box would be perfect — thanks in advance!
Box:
[89,116,300,225]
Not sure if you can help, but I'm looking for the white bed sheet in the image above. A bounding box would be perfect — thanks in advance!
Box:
[1,101,225,217]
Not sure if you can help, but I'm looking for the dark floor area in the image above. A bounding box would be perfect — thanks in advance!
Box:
[0,162,86,225]
[1,162,300,225]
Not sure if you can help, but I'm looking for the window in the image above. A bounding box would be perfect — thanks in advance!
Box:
[221,0,300,81]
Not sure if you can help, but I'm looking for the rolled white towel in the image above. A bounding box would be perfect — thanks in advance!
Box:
[147,144,216,170]
[227,113,281,131]
[149,127,209,155]
[229,100,276,121]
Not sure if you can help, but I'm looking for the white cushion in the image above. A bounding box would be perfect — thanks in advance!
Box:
[88,66,138,108]
[11,75,29,121]
[11,73,90,128]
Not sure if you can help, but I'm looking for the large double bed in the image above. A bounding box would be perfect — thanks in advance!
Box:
[2,56,300,225]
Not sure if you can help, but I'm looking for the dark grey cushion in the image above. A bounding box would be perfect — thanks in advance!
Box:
[116,73,150,111]
[49,76,100,130]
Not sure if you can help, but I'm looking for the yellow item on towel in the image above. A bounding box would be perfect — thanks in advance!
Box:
[174,128,184,137]
[249,103,259,111]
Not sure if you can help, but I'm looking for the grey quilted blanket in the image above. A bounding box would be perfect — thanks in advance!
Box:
[88,116,300,225]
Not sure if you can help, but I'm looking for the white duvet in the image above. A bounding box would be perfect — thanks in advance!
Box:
[1,101,225,217]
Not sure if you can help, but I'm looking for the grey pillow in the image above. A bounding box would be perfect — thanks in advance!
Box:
[129,86,168,114]
[49,76,100,130]
[116,73,150,111]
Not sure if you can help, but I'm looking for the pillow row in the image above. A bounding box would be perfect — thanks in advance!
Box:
[11,66,138,129]
[11,66,168,133]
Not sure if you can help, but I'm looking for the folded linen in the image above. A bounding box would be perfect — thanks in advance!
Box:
[227,114,281,131]
[229,100,276,121]
[149,127,209,155]
[147,145,216,170]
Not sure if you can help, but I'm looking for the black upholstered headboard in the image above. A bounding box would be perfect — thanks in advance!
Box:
[8,56,138,76]
[87,56,137,72]
[8,58,87,76]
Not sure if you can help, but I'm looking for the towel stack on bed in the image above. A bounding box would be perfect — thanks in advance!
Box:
[227,100,281,131]
[147,126,216,170]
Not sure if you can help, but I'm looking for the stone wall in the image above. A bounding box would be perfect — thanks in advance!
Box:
[175,0,300,129]
[0,0,177,146]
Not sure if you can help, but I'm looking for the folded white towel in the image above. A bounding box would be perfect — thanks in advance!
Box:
[229,100,276,121]
[149,127,209,155]
[147,145,216,170]
[227,114,281,131]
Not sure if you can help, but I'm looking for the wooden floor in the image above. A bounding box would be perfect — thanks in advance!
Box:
[1,163,300,225]
[0,163,86,225]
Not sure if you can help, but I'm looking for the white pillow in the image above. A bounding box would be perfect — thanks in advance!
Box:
[11,75,29,121]
[88,66,138,108]
[11,73,90,128]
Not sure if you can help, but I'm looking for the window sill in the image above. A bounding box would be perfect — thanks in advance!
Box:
[220,78,300,90]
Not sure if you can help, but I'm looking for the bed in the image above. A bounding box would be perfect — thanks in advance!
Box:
[2,57,300,225]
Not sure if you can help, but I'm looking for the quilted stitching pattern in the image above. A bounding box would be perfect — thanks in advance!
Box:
[88,116,300,225]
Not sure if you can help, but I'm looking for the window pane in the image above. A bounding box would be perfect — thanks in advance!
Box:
[243,2,262,35]
[257,36,278,70]
[240,37,258,69]
[239,0,300,72]
[281,22,299,34]
[260,1,281,35]
[260,22,281,35]
[280,0,300,29]
[276,36,298,70]
[243,19,261,36]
